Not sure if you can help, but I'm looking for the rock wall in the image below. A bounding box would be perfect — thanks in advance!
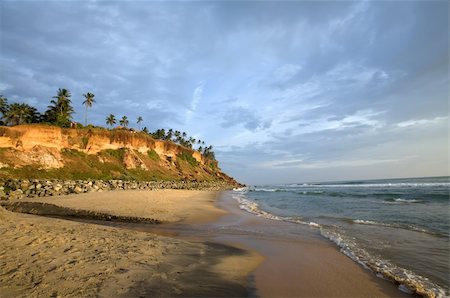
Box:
[0,179,237,200]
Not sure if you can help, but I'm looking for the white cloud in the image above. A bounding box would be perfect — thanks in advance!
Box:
[396,116,447,128]
[186,81,204,123]
[260,157,401,170]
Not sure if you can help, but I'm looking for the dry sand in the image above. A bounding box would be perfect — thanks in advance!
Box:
[0,190,261,297]
[11,189,227,224]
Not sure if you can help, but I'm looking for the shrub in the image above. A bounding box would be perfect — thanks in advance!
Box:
[80,136,89,149]
[103,148,126,160]
[147,150,160,161]
[61,148,87,158]
[177,151,198,167]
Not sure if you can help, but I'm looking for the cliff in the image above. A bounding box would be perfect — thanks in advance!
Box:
[0,125,240,186]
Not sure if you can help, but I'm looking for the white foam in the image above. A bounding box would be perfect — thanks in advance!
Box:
[319,227,448,298]
[291,182,450,188]
[352,219,432,234]
[232,194,320,228]
[393,198,422,203]
[232,187,248,192]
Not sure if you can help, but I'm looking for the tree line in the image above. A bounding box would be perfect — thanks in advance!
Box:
[0,89,216,160]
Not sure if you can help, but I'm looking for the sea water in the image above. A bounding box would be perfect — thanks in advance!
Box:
[232,176,449,297]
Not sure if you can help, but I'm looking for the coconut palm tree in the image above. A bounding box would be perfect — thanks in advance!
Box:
[167,129,173,141]
[106,114,116,128]
[4,103,39,126]
[46,88,74,127]
[0,95,8,115]
[82,92,95,126]
[119,115,129,128]
[137,116,143,130]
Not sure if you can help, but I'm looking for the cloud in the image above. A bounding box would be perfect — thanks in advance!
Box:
[259,157,403,170]
[396,116,447,128]
[221,107,270,131]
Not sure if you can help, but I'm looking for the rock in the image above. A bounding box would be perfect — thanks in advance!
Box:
[73,186,83,194]
[54,184,63,192]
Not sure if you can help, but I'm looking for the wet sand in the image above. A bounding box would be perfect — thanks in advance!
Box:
[157,191,410,297]
[212,192,411,297]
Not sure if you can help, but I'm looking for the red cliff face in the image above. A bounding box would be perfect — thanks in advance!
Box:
[0,125,205,167]
[0,125,242,184]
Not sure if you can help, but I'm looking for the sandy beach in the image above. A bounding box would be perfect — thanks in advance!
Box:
[0,190,261,297]
[1,189,410,297]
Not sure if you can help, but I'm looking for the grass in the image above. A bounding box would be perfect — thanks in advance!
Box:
[102,148,126,160]
[80,136,89,149]
[177,151,199,167]
[61,148,87,158]
[147,150,160,161]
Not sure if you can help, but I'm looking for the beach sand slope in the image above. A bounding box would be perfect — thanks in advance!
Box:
[0,190,260,297]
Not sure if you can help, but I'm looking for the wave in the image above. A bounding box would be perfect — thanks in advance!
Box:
[232,193,321,228]
[250,188,277,192]
[320,228,448,298]
[351,219,438,235]
[258,182,450,189]
[231,189,448,297]
[383,198,424,204]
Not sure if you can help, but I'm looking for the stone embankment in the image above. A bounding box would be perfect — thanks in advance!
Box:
[0,179,238,200]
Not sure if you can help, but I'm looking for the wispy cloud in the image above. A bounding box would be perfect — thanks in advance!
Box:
[396,116,447,128]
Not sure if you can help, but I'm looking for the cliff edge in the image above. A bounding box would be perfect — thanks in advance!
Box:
[0,125,241,186]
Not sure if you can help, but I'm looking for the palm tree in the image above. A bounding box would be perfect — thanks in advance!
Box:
[4,103,39,126]
[46,88,74,127]
[119,115,129,128]
[167,129,173,141]
[137,116,143,130]
[0,95,8,115]
[82,92,95,126]
[106,114,116,128]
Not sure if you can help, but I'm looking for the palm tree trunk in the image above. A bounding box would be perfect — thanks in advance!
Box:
[85,105,87,126]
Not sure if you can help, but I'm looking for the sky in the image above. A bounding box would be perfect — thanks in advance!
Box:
[0,0,448,185]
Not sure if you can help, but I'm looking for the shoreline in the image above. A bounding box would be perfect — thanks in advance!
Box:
[209,192,411,297]
[2,189,411,297]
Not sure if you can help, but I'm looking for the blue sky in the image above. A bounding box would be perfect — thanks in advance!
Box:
[1,1,448,184]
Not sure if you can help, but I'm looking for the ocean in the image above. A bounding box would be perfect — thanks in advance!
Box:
[232,176,449,297]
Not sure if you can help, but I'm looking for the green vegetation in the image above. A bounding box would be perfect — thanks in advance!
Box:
[119,115,129,127]
[80,136,90,149]
[137,116,143,130]
[82,92,95,126]
[177,151,199,167]
[149,128,216,160]
[103,148,126,160]
[106,114,116,128]
[147,149,160,161]
[0,88,216,161]
[44,88,74,127]
[2,103,40,125]
[61,148,87,158]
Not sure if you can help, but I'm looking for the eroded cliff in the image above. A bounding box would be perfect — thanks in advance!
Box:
[0,125,239,185]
